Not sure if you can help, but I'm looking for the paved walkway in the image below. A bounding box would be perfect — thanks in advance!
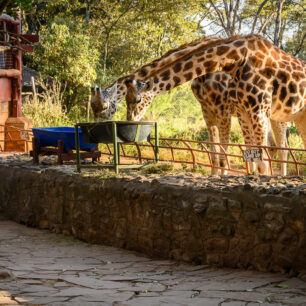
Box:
[0,217,305,306]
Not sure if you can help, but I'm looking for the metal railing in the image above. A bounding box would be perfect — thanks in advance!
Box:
[0,126,305,176]
[101,137,306,176]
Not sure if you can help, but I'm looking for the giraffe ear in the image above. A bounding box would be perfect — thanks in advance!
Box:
[137,80,151,93]
[108,82,117,98]
[137,81,148,92]
[124,79,137,89]
[91,85,99,94]
[100,89,108,100]
[143,79,152,92]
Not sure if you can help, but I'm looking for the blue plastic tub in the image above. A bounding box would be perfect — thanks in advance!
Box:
[32,127,96,152]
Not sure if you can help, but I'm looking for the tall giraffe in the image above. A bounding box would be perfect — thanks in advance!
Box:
[125,72,288,175]
[191,73,288,175]
[123,34,305,174]
[90,36,220,121]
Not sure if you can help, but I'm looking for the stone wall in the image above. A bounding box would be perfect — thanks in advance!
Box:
[0,163,305,273]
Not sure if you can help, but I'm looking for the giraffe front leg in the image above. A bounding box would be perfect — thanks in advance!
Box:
[201,108,220,175]
[218,115,232,175]
[251,114,270,175]
[207,123,220,176]
[270,120,288,176]
[237,110,257,174]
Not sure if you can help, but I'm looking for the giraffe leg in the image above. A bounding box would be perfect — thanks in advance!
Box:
[270,120,288,176]
[218,114,232,175]
[201,107,220,175]
[237,110,257,174]
[294,110,306,148]
[251,114,270,175]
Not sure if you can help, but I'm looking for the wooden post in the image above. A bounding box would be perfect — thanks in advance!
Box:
[87,92,91,122]
[12,17,22,117]
[31,76,37,100]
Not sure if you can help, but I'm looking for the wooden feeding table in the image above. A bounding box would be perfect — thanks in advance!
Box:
[31,127,101,164]
[75,121,159,173]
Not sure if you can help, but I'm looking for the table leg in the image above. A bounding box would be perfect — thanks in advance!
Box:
[75,125,81,172]
[112,122,119,174]
[155,122,159,163]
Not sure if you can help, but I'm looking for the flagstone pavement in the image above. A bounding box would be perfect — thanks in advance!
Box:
[0,216,305,306]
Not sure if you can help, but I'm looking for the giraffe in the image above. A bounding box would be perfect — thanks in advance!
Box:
[90,36,220,121]
[122,34,305,174]
[125,72,288,175]
[191,73,288,175]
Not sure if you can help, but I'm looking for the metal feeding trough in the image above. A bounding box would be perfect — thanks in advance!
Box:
[75,121,159,173]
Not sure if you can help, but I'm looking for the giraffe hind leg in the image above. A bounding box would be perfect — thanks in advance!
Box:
[207,123,220,175]
[294,110,306,148]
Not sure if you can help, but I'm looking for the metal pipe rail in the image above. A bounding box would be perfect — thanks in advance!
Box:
[101,137,306,176]
[0,125,304,176]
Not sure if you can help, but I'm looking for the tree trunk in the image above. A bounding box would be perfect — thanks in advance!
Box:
[0,0,11,16]
[103,33,109,81]
[274,0,285,47]
[85,1,91,26]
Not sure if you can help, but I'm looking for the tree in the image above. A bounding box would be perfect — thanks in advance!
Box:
[0,0,33,16]
[32,20,99,111]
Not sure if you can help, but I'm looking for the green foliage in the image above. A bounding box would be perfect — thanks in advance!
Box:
[191,164,207,175]
[1,0,33,16]
[31,20,99,110]
[141,162,174,174]
[138,84,205,139]
[22,78,72,127]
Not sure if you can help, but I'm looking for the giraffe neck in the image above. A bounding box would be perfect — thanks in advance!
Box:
[128,36,220,80]
[144,37,250,96]
[128,91,157,121]
[103,36,219,106]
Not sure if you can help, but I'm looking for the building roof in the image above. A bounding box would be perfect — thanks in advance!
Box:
[22,66,37,86]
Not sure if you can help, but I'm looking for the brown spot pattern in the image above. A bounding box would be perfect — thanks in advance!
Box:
[183,61,193,71]
[216,46,230,56]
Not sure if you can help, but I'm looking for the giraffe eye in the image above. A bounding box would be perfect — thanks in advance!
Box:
[136,99,142,104]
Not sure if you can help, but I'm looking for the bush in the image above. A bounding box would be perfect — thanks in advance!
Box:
[141,162,174,174]
[32,20,99,111]
[22,78,72,127]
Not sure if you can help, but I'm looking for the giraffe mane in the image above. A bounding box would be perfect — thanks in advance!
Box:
[142,34,266,80]
[106,35,218,88]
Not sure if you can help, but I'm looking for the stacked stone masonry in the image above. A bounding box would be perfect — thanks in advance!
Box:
[0,160,305,274]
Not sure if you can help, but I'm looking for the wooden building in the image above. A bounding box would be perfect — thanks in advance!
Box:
[0,14,39,152]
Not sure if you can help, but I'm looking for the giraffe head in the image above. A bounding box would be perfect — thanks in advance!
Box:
[90,83,118,121]
[125,79,153,121]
